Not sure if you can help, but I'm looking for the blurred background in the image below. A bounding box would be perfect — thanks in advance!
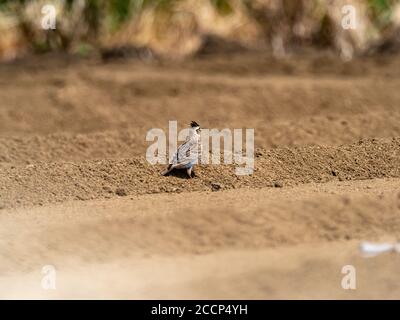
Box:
[0,0,399,158]
[0,0,399,61]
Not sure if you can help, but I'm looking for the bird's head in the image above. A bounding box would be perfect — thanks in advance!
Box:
[190,121,201,135]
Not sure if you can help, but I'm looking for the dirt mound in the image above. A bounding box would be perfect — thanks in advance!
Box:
[33,181,400,257]
[1,178,399,275]
[0,130,141,165]
[0,53,400,153]
[0,137,399,209]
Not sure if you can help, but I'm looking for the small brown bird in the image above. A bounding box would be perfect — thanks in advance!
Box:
[161,121,201,178]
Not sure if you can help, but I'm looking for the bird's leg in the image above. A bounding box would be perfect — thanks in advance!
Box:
[186,167,193,178]
[161,164,173,176]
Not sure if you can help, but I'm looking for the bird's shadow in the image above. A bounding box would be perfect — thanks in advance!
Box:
[164,169,196,179]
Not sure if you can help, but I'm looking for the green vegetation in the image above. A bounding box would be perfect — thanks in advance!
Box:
[368,0,397,28]
[0,0,398,58]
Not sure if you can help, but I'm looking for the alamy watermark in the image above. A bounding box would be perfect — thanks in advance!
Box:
[341,264,356,290]
[41,4,57,30]
[41,265,56,290]
[341,5,357,30]
[146,121,254,175]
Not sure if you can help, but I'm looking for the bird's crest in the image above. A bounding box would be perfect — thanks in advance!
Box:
[190,121,200,128]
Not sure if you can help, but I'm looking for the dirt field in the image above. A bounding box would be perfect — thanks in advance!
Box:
[0,51,400,299]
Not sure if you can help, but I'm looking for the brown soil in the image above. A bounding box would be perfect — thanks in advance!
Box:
[0,51,399,299]
[0,137,399,209]
[1,179,400,298]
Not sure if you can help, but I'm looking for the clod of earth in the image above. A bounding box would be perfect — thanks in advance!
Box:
[116,188,127,197]
[211,183,222,192]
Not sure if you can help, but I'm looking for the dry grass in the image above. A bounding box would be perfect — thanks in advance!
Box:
[0,0,399,60]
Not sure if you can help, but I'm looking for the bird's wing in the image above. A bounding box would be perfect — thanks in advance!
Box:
[171,137,200,167]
